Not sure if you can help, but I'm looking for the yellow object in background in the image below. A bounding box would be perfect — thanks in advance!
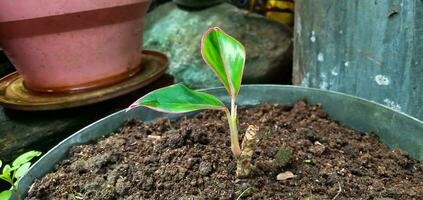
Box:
[265,0,294,26]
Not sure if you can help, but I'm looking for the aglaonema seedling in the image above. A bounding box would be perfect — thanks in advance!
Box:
[128,27,258,178]
[0,151,41,200]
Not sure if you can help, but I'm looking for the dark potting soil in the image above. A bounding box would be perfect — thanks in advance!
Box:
[27,101,423,200]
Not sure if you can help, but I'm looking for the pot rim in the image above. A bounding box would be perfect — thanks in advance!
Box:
[238,85,423,123]
[0,0,151,23]
[14,84,423,199]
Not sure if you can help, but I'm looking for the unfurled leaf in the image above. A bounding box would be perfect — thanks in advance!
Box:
[201,27,245,97]
[0,190,11,200]
[12,151,41,168]
[15,162,31,179]
[129,84,225,113]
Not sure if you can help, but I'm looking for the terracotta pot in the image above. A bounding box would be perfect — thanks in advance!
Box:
[0,0,151,93]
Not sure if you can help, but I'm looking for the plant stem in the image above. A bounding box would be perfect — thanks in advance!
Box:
[226,98,241,158]
[13,184,21,200]
[231,97,236,118]
[11,172,21,200]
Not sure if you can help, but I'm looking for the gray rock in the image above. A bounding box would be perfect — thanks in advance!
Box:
[198,161,213,175]
[144,2,292,89]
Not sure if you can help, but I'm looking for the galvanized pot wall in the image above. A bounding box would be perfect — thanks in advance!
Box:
[16,85,423,198]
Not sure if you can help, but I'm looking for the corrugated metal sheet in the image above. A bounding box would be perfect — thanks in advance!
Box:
[293,0,423,120]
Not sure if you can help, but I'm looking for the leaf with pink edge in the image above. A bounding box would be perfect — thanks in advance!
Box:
[201,27,246,97]
[128,84,226,113]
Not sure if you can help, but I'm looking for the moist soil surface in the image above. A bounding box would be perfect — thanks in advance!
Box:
[28,101,423,200]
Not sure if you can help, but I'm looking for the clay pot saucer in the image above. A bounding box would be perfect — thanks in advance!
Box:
[0,50,168,111]
[0,0,152,93]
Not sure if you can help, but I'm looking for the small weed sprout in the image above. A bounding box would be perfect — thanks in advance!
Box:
[0,151,41,200]
[128,27,258,178]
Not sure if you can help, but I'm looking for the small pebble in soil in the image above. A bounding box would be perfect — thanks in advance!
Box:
[308,142,326,156]
[199,161,213,176]
[276,171,296,181]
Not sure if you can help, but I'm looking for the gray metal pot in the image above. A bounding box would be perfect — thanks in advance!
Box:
[16,85,423,198]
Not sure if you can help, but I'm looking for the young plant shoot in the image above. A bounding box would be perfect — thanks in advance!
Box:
[0,151,42,200]
[128,27,258,178]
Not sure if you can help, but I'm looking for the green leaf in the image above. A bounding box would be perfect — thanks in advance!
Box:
[1,165,13,184]
[0,190,11,200]
[0,174,11,183]
[2,165,10,175]
[129,84,226,113]
[12,151,41,168]
[201,27,246,97]
[15,162,31,179]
